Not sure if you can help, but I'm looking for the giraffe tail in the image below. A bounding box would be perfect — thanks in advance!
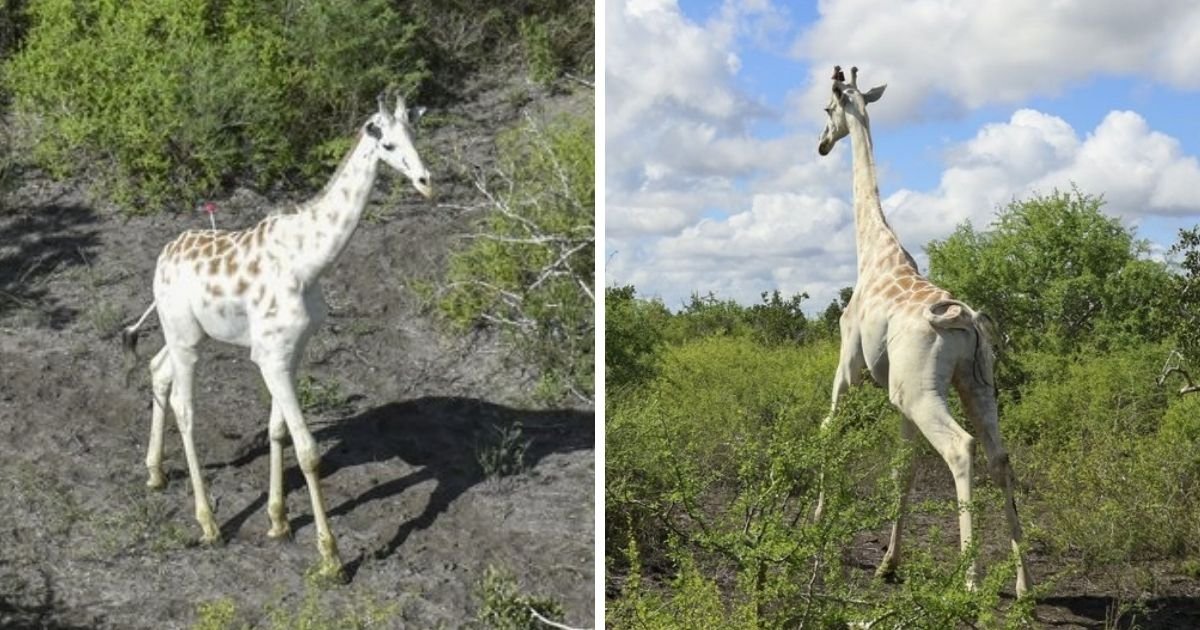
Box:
[924,299,974,329]
[122,302,157,387]
[928,300,997,389]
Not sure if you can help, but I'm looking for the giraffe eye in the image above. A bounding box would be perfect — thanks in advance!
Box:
[382,143,396,151]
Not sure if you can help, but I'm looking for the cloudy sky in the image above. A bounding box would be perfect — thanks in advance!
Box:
[605,0,1200,311]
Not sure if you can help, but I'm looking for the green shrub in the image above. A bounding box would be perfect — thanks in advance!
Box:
[927,189,1173,364]
[604,285,671,391]
[438,113,593,404]
[475,565,565,630]
[3,0,426,210]
[607,336,1034,628]
[1005,343,1200,567]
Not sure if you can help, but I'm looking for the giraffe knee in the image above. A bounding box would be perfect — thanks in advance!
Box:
[268,418,288,442]
[293,437,321,474]
[987,449,1012,481]
[945,435,974,479]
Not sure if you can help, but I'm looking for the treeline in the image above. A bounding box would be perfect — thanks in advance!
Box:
[606,189,1200,627]
[609,189,1200,393]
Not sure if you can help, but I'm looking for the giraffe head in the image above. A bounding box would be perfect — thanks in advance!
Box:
[817,65,887,156]
[365,93,433,198]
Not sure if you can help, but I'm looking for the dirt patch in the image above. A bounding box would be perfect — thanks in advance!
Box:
[0,79,594,629]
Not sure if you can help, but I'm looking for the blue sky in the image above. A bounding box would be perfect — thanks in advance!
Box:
[606,0,1200,311]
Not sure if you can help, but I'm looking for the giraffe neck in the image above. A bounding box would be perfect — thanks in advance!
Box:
[845,108,908,278]
[285,130,379,282]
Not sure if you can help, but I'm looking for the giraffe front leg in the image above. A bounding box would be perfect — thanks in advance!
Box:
[877,417,918,580]
[258,361,343,581]
[813,367,850,522]
[145,348,172,490]
[266,400,292,540]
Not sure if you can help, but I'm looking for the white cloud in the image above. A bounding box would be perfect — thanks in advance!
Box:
[793,0,1200,123]
[612,106,1200,311]
[610,193,859,308]
[606,0,770,243]
[886,109,1200,249]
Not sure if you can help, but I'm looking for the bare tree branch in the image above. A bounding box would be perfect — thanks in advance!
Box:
[530,607,590,630]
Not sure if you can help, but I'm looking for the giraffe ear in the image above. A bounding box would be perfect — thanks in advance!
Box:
[407,106,426,125]
[863,84,887,104]
[365,122,382,139]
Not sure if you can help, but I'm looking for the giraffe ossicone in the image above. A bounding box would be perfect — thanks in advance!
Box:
[121,93,432,581]
[813,65,1031,596]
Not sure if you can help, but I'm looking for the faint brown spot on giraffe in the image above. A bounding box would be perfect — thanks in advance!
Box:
[207,284,224,297]
[208,258,221,275]
[247,258,261,276]
[235,279,250,296]
[224,254,239,275]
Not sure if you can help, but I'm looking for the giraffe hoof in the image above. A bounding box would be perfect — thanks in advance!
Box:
[267,524,293,541]
[146,470,166,490]
[875,558,899,582]
[199,522,223,546]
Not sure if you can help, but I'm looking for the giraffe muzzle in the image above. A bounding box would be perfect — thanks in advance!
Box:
[415,175,433,199]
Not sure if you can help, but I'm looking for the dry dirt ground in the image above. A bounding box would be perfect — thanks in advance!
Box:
[0,81,594,629]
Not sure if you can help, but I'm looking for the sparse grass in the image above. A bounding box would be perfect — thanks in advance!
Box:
[344,319,381,337]
[0,461,88,540]
[475,422,530,480]
[296,375,350,415]
[89,489,190,557]
[193,582,399,630]
[87,299,124,338]
[474,565,565,630]
[194,598,239,630]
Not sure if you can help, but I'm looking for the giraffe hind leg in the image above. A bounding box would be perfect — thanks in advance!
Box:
[166,345,221,544]
[960,382,1031,596]
[145,347,172,490]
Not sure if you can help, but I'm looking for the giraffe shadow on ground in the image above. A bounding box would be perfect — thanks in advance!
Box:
[209,395,593,580]
[0,202,100,326]
[0,566,94,630]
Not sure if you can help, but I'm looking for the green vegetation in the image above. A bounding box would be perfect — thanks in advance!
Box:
[475,565,566,630]
[193,584,398,629]
[438,113,594,404]
[927,189,1173,386]
[0,0,594,210]
[4,0,424,209]
[476,422,531,480]
[295,375,350,415]
[607,189,1200,627]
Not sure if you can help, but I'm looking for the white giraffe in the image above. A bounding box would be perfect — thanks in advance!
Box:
[122,94,431,580]
[814,66,1030,595]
